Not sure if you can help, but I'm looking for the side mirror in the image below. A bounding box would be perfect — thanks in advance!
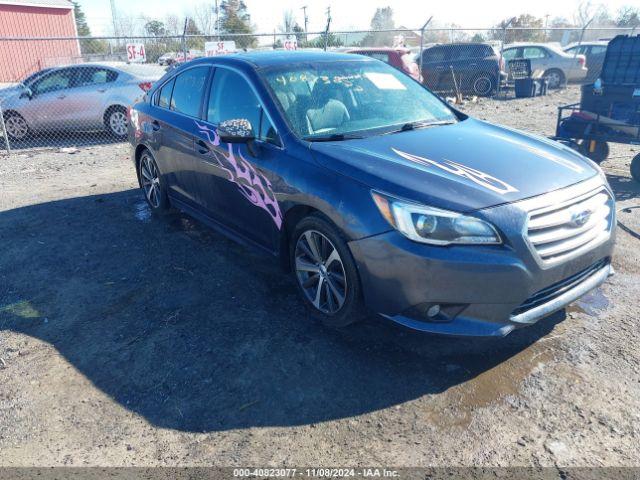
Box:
[218,118,255,143]
[19,87,33,100]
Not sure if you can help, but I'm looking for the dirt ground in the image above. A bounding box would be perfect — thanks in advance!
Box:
[0,86,639,468]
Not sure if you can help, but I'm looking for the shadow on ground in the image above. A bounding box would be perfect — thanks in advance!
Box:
[0,190,563,432]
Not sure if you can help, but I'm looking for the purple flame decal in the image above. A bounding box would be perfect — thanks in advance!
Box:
[195,121,283,230]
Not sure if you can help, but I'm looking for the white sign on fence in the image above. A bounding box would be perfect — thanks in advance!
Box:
[205,41,237,56]
[126,43,146,63]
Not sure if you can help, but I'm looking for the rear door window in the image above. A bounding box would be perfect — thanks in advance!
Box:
[361,52,390,63]
[169,66,209,117]
[422,47,446,63]
[157,78,175,109]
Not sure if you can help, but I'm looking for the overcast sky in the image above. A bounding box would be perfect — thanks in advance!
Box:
[81,0,634,36]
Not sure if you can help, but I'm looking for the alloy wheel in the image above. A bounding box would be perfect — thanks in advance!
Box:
[140,154,161,208]
[545,71,562,89]
[109,110,127,136]
[294,230,347,314]
[4,115,28,140]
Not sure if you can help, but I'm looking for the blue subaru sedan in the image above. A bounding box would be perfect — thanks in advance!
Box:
[128,51,615,337]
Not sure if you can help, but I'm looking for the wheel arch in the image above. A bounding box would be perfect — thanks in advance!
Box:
[102,103,128,125]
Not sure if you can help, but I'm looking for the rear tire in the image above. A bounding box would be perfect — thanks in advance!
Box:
[290,214,366,328]
[579,140,609,163]
[544,69,565,89]
[138,149,171,213]
[105,106,128,139]
[472,74,495,96]
[631,154,640,183]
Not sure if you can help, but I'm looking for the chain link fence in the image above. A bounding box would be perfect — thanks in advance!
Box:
[0,26,637,155]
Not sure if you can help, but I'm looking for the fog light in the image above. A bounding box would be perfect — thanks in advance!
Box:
[427,304,441,318]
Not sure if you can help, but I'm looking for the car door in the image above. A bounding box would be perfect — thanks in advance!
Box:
[19,67,79,130]
[68,66,119,128]
[522,47,549,75]
[149,65,212,207]
[193,66,285,249]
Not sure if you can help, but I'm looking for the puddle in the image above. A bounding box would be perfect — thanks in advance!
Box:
[423,342,555,430]
[566,288,609,317]
[133,201,152,223]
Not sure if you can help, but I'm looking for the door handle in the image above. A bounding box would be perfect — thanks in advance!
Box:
[196,139,210,155]
[57,94,66,99]
[97,88,107,93]
[151,120,161,131]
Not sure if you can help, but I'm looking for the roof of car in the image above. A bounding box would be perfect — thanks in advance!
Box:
[564,41,609,48]
[189,50,373,68]
[346,47,411,53]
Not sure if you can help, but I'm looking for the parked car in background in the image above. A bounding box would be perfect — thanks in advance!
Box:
[502,43,587,88]
[158,52,176,66]
[129,51,614,337]
[564,41,609,82]
[0,67,53,101]
[419,43,506,96]
[1,63,165,141]
[346,47,421,81]
[174,50,205,64]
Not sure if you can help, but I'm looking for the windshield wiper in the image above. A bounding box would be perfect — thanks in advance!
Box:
[389,120,456,134]
[305,133,364,142]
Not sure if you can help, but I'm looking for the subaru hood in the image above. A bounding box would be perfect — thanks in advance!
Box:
[310,118,599,212]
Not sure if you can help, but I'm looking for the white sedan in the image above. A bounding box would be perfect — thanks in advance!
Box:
[502,43,588,88]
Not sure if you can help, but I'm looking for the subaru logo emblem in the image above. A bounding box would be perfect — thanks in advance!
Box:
[570,209,592,228]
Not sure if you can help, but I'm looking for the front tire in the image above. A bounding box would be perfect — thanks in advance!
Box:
[3,112,29,141]
[138,150,170,212]
[291,215,366,328]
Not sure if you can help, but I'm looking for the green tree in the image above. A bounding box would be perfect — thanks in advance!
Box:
[492,14,545,43]
[362,7,395,47]
[145,20,166,36]
[220,0,256,49]
[72,1,91,36]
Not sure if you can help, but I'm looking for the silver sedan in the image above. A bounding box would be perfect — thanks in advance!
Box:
[0,63,165,141]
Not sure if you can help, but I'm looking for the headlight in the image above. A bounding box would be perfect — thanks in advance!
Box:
[371,191,501,246]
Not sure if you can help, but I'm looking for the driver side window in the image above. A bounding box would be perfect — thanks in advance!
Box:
[207,68,279,145]
[32,69,74,95]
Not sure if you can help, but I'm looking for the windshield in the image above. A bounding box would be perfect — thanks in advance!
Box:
[263,60,457,139]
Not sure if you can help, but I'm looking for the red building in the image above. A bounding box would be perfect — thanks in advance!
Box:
[0,0,80,82]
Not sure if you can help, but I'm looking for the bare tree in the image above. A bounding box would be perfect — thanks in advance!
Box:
[192,3,216,36]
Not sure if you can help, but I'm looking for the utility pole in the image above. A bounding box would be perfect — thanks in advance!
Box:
[214,0,220,40]
[109,0,118,36]
[301,5,308,34]
[323,5,331,51]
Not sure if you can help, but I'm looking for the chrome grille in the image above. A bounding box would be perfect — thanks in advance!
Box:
[526,188,614,265]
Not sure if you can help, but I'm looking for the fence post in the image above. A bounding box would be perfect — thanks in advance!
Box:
[418,17,433,84]
[574,18,594,58]
[0,102,11,156]
[497,18,515,97]
[182,18,188,61]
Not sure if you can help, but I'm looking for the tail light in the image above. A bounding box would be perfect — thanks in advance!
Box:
[138,82,153,92]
